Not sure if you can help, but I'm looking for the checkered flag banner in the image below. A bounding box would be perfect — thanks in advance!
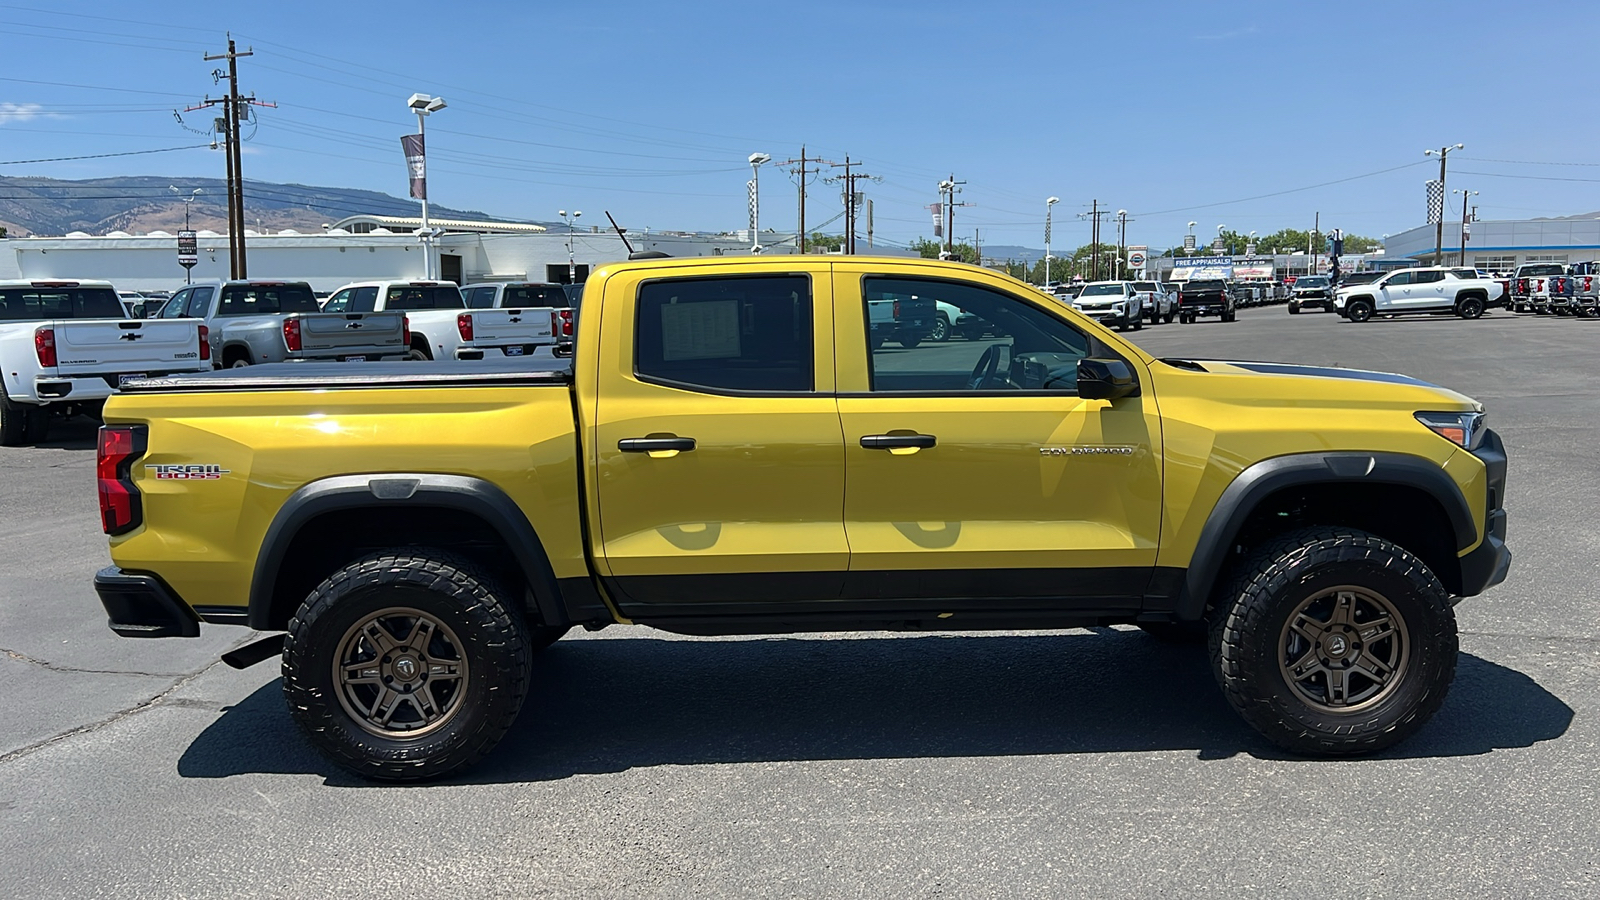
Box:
[747,179,758,233]
[1426,180,1444,224]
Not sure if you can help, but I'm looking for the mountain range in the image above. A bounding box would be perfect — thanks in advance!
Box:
[0,176,512,237]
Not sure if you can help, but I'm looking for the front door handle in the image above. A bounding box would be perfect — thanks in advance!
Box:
[618,436,696,455]
[861,433,936,451]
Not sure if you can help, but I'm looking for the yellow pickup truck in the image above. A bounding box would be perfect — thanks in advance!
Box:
[93,255,1510,781]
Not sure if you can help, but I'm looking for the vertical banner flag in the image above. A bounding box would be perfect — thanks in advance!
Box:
[929,202,943,237]
[401,134,427,200]
[1426,180,1443,225]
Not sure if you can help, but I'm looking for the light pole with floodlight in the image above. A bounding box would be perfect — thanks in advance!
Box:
[1453,188,1478,266]
[1044,196,1060,285]
[406,92,447,278]
[747,152,770,254]
[170,186,202,283]
[1425,142,1464,264]
[559,209,582,282]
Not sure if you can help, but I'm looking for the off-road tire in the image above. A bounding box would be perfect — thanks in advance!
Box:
[282,549,532,782]
[1209,527,1457,756]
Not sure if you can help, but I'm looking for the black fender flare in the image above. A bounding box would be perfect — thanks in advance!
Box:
[1174,452,1475,621]
[247,473,565,631]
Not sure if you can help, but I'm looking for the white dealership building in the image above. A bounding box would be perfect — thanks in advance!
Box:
[1381,211,1600,271]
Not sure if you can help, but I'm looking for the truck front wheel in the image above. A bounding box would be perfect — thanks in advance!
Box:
[282,550,532,782]
[1210,527,1456,756]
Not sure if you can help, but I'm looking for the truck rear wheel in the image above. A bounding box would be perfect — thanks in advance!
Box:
[1209,527,1456,756]
[0,384,27,446]
[282,549,532,782]
[1457,296,1485,319]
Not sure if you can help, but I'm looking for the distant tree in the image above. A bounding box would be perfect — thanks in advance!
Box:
[808,232,845,252]
[909,236,977,264]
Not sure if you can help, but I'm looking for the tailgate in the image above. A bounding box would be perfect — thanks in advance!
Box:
[51,320,204,375]
[468,308,555,345]
[296,312,408,357]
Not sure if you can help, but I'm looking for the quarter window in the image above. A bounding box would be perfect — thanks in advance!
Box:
[634,275,813,393]
[863,276,1092,393]
[184,287,214,317]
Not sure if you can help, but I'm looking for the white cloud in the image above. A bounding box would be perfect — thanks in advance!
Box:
[0,102,45,124]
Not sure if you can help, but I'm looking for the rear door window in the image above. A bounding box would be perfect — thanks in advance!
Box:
[634,275,813,393]
[465,287,496,309]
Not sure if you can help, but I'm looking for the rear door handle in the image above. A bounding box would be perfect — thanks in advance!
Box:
[618,436,696,453]
[860,433,936,450]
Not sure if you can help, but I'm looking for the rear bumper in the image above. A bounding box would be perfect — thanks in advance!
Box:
[94,566,199,638]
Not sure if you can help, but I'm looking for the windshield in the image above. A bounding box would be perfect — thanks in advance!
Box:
[1297,277,1330,287]
[0,286,125,320]
[1520,265,1564,276]
[1185,280,1224,291]
[1078,284,1125,297]
[218,284,319,316]
[1132,282,1160,292]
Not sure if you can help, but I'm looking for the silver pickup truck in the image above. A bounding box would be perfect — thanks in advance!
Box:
[155,280,409,367]
[455,282,564,360]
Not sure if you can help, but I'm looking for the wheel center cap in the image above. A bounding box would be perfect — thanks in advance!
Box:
[1324,634,1350,658]
[392,656,419,680]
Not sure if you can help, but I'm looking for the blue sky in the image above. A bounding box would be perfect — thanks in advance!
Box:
[2,0,1597,252]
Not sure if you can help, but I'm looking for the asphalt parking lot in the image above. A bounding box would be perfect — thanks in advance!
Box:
[2,305,1596,899]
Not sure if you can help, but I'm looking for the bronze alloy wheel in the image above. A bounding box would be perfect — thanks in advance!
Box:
[1277,585,1409,713]
[334,606,470,739]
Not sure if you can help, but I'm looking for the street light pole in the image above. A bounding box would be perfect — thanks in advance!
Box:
[1044,196,1059,285]
[559,209,582,282]
[1425,143,1464,265]
[1454,188,1478,267]
[170,186,202,284]
[406,93,447,279]
[747,152,770,254]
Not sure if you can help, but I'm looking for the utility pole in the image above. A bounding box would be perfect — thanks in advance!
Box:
[1454,188,1478,266]
[866,198,874,250]
[1116,209,1130,280]
[1081,201,1109,280]
[777,146,833,254]
[827,156,878,254]
[1425,143,1464,265]
[938,175,967,260]
[193,37,272,279]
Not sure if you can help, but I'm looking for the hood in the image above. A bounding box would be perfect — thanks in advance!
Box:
[1169,359,1481,411]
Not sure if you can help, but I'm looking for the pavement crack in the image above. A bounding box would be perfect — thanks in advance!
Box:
[0,637,252,768]
[1,647,188,679]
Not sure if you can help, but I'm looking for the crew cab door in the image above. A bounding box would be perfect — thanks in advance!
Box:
[590,265,848,614]
[1376,271,1414,310]
[832,265,1163,613]
[1409,270,1449,309]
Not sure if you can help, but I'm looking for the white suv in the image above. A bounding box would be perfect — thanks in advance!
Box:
[1333,267,1502,323]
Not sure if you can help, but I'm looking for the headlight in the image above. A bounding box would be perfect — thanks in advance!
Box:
[1415,411,1487,449]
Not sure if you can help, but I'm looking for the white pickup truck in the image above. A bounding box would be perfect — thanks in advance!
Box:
[324,281,467,361]
[1333,267,1501,322]
[454,282,564,360]
[0,279,209,445]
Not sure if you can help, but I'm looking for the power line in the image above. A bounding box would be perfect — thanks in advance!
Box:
[1132,160,1430,217]
[0,144,211,165]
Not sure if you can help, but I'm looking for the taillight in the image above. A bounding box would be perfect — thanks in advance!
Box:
[892,300,901,319]
[97,425,147,536]
[282,317,301,352]
[1536,279,1545,292]
[402,316,410,349]
[198,325,210,362]
[556,308,574,337]
[457,312,474,342]
[34,327,57,367]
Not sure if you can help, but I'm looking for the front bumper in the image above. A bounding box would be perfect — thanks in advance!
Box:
[1458,428,1511,597]
[94,567,198,638]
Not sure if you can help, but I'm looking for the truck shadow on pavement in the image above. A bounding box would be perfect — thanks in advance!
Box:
[176,630,1572,785]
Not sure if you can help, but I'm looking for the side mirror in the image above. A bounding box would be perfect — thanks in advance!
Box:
[1077,357,1139,401]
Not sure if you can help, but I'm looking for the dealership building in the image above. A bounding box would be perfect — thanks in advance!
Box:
[1381,211,1600,271]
